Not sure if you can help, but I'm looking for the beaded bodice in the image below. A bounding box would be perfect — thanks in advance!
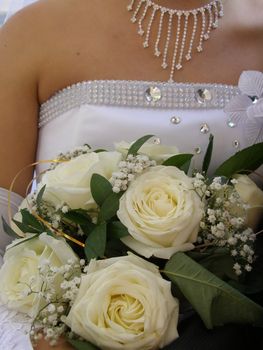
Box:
[36,79,246,174]
[39,80,239,127]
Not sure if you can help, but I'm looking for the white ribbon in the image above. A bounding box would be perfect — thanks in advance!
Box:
[4,0,38,23]
[224,71,263,144]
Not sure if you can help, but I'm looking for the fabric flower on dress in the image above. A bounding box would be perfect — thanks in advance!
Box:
[224,71,263,144]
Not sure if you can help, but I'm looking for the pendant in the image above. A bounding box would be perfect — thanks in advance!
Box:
[127,0,224,82]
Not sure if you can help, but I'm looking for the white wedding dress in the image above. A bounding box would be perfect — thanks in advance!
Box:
[0,76,262,349]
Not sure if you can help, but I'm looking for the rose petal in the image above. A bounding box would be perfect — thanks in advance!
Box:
[121,236,195,259]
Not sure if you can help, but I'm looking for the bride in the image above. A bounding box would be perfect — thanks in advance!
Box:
[0,0,262,349]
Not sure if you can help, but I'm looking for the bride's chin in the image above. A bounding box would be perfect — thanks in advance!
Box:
[34,337,74,350]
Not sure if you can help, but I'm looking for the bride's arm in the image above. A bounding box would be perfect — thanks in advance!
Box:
[0,12,75,350]
[0,13,39,197]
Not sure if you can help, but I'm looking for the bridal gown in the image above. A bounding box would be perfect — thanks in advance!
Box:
[0,77,261,350]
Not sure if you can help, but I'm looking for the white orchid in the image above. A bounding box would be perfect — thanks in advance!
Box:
[224,71,263,144]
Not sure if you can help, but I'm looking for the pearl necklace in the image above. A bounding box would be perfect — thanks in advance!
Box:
[127,0,224,82]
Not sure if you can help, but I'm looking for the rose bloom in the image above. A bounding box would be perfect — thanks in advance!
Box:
[233,174,263,230]
[39,151,122,209]
[66,254,179,350]
[118,166,203,259]
[0,233,78,318]
[115,140,179,164]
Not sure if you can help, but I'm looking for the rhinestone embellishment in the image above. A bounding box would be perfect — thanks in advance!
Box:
[153,137,161,144]
[227,120,236,128]
[145,86,162,102]
[195,147,202,154]
[200,123,210,134]
[39,80,240,128]
[195,88,213,104]
[233,140,240,148]
[170,116,181,124]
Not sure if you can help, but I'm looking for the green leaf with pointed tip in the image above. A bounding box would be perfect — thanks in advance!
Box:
[2,216,20,238]
[8,234,39,249]
[90,174,113,206]
[12,219,32,234]
[85,222,107,261]
[20,209,45,233]
[98,192,122,223]
[164,252,263,329]
[202,134,214,174]
[36,185,46,215]
[214,142,263,178]
[127,135,154,156]
[162,154,193,173]
[67,338,99,350]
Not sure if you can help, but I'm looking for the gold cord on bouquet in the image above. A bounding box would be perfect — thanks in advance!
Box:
[8,159,85,248]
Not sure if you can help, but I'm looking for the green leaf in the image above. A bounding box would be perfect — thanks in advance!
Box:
[214,142,263,178]
[188,248,237,281]
[98,192,122,223]
[164,252,263,329]
[105,239,129,258]
[12,219,32,234]
[127,135,154,156]
[108,221,129,239]
[67,338,99,350]
[63,209,92,225]
[162,154,193,173]
[20,209,45,233]
[90,174,113,206]
[85,222,107,261]
[2,216,20,238]
[202,134,214,174]
[36,185,46,215]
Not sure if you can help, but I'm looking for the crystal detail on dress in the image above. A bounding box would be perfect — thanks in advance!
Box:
[153,137,161,144]
[195,147,202,154]
[39,80,240,128]
[170,116,181,124]
[145,86,162,102]
[200,123,210,134]
[195,88,213,103]
[233,140,240,148]
[249,96,259,104]
[227,120,236,128]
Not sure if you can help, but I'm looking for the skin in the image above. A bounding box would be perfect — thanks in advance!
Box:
[0,0,262,348]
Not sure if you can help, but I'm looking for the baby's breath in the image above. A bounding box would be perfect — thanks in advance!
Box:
[30,258,83,346]
[195,175,256,275]
[110,154,156,193]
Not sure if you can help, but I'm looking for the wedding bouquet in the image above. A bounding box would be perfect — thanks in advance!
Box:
[1,135,263,350]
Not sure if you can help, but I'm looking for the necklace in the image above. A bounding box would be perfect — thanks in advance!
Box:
[127,0,224,82]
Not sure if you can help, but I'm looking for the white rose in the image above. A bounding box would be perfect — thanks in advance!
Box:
[115,140,179,164]
[0,233,79,317]
[39,152,122,209]
[234,174,263,230]
[66,254,179,350]
[118,166,203,259]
